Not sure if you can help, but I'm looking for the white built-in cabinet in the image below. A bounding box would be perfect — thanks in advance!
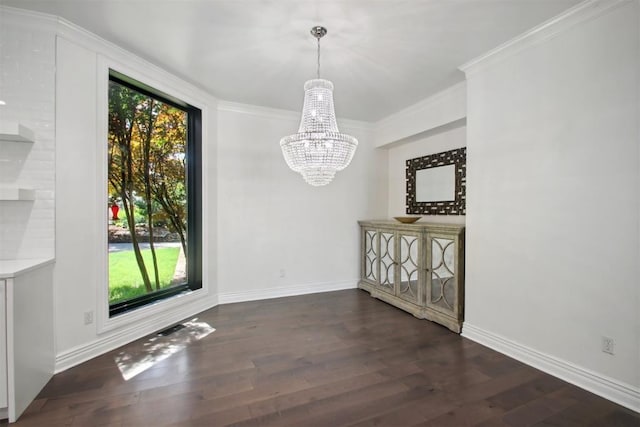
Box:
[0,260,54,422]
[358,220,465,333]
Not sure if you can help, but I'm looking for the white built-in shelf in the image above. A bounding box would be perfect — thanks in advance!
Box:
[0,187,35,201]
[0,122,35,143]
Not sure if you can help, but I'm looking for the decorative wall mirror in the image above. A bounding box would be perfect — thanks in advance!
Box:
[406,147,466,215]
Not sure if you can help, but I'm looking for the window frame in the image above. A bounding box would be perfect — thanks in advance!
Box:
[106,74,203,317]
[95,55,210,335]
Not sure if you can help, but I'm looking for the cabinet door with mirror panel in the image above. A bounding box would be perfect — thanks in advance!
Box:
[358,221,464,333]
[378,231,396,295]
[361,227,379,286]
[397,231,421,305]
[426,232,463,322]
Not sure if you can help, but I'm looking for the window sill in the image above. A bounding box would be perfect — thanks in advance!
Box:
[97,285,209,335]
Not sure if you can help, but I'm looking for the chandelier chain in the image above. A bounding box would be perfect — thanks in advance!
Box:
[316,36,321,79]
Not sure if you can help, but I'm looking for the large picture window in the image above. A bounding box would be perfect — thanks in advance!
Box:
[107,71,202,317]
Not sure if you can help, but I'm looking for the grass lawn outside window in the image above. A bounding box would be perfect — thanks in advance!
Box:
[109,247,181,303]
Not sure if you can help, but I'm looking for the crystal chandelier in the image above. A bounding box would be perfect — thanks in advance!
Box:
[280,26,358,186]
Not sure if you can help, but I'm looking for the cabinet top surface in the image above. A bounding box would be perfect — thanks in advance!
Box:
[358,219,465,232]
[0,258,55,279]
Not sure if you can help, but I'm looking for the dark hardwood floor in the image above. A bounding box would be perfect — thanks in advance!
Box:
[12,289,640,426]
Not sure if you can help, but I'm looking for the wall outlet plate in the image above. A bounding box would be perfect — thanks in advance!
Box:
[601,336,614,355]
[84,311,94,325]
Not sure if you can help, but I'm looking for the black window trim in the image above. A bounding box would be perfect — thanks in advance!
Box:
[108,70,203,318]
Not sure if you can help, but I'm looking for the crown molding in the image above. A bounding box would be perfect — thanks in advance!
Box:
[4,4,369,131]
[459,0,628,76]
[0,5,57,31]
[217,100,299,121]
[375,81,466,129]
[1,5,218,108]
[55,18,218,108]
[373,81,466,147]
[217,100,373,131]
[378,118,467,150]
[0,5,55,21]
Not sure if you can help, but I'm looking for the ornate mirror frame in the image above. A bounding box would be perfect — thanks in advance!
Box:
[406,147,466,215]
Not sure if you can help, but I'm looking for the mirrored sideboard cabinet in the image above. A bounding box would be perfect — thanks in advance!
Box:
[358,220,465,333]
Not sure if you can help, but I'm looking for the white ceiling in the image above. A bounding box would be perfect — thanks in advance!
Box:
[4,0,581,121]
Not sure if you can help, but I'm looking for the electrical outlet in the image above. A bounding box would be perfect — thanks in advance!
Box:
[84,310,94,325]
[279,269,286,278]
[602,336,614,355]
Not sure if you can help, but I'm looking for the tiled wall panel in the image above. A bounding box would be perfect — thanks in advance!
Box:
[0,15,56,259]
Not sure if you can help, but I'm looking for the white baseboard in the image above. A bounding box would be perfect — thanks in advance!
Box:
[55,295,218,373]
[462,323,640,413]
[218,280,358,304]
[55,281,357,373]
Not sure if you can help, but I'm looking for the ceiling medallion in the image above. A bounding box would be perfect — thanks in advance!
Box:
[280,26,358,186]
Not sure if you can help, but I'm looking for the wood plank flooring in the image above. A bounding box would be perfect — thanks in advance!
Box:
[9,289,640,426]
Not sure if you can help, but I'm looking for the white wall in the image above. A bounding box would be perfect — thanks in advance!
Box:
[8,4,637,415]
[462,0,639,409]
[53,21,218,370]
[374,82,466,148]
[4,5,383,373]
[216,103,387,302]
[386,125,466,223]
[0,10,55,259]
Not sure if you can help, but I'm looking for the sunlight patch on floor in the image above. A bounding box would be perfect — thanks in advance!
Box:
[114,319,215,380]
